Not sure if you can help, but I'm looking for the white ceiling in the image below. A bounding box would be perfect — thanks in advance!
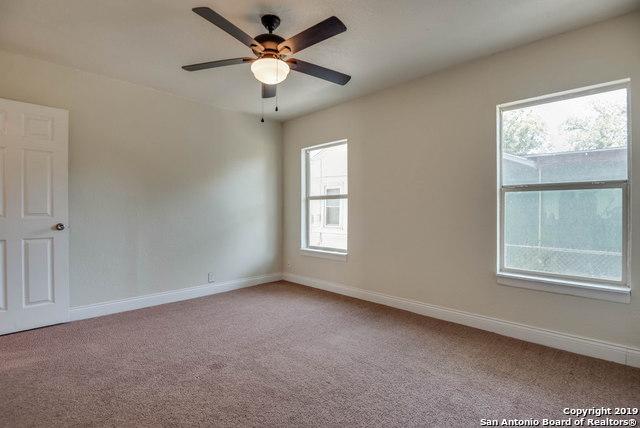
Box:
[1,0,638,121]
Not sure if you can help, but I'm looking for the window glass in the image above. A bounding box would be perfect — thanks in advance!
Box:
[325,188,341,226]
[308,144,348,196]
[501,89,627,186]
[309,199,348,251]
[504,187,623,281]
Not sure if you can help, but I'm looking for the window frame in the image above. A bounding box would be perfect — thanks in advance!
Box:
[496,79,632,297]
[301,139,348,256]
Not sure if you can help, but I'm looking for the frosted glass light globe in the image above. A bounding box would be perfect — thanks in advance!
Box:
[250,58,290,85]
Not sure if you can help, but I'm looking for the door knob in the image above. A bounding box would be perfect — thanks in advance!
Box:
[55,223,66,231]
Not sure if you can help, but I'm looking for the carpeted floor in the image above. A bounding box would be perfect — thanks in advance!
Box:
[1,281,639,427]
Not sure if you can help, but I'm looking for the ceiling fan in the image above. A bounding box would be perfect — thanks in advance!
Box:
[182,7,351,101]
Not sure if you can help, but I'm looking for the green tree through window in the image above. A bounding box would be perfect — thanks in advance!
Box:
[502,109,547,155]
[561,101,627,150]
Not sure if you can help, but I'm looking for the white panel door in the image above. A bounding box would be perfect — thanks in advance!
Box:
[0,98,69,335]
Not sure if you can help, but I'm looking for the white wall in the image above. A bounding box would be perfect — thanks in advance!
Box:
[282,12,640,348]
[0,49,282,307]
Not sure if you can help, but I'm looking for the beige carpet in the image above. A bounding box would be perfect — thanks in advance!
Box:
[1,281,638,427]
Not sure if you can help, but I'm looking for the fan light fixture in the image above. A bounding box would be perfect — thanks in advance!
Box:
[250,58,290,85]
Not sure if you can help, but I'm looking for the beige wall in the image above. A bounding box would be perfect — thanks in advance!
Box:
[0,49,282,307]
[283,12,640,347]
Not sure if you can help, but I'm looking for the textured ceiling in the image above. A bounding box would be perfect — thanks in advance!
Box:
[0,0,638,121]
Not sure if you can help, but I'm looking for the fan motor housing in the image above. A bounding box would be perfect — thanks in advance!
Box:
[254,33,286,57]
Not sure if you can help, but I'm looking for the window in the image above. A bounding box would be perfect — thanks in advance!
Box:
[302,141,348,254]
[324,188,341,226]
[497,81,630,293]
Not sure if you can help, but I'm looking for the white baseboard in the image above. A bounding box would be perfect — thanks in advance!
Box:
[70,273,283,322]
[627,349,640,368]
[283,273,640,368]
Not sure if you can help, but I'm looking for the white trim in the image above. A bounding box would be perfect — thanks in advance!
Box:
[69,273,282,322]
[303,139,348,151]
[627,349,640,368]
[300,248,347,261]
[497,273,630,303]
[502,180,627,192]
[282,273,640,368]
[497,78,630,111]
[624,77,633,294]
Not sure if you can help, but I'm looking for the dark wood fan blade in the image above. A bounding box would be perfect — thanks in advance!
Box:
[287,59,351,85]
[182,57,253,71]
[262,84,277,98]
[192,7,263,51]
[278,16,346,54]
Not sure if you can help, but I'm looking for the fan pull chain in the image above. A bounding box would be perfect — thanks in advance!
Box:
[272,64,279,112]
[260,96,264,123]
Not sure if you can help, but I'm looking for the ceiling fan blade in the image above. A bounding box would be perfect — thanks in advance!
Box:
[278,16,346,54]
[262,84,277,98]
[287,59,351,85]
[192,7,264,52]
[182,57,253,71]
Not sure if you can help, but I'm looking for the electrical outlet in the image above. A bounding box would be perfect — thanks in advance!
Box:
[207,272,215,283]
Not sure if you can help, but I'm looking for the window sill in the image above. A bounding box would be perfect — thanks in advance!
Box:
[300,248,347,262]
[497,272,630,303]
